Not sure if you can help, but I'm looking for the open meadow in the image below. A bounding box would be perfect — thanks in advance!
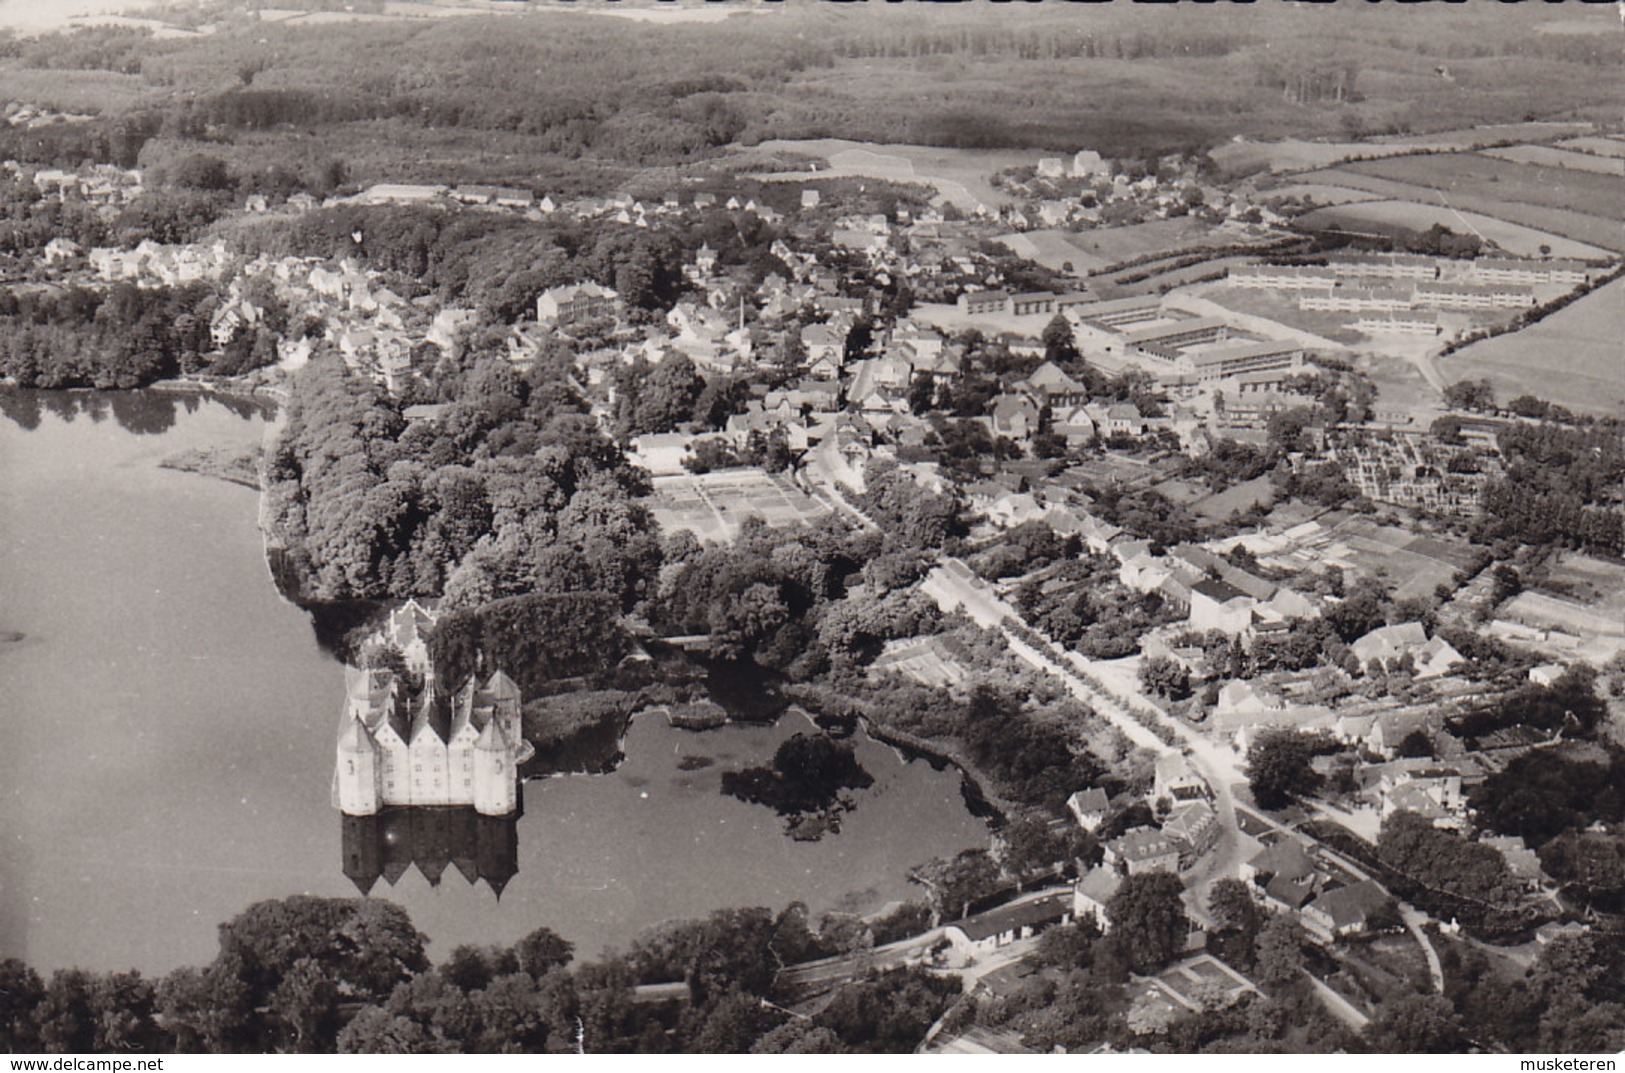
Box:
[1439,276,1625,416]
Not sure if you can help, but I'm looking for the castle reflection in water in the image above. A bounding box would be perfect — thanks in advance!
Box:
[341,798,521,898]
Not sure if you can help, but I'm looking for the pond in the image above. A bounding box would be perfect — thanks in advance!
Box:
[0,389,988,974]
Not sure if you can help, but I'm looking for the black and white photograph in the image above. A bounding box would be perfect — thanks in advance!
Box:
[0,0,1622,1057]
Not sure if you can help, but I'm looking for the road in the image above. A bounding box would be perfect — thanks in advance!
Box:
[816,472,1451,996]
[920,560,1255,920]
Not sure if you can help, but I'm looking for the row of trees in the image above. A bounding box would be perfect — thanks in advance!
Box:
[0,894,963,1054]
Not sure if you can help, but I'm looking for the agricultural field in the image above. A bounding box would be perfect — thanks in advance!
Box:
[1528,552,1625,629]
[1210,122,1599,177]
[0,65,161,114]
[1556,136,1625,160]
[1052,217,1259,268]
[1258,183,1384,207]
[750,138,1036,212]
[1439,276,1625,417]
[1481,145,1624,177]
[993,230,1110,276]
[1342,153,1625,221]
[1321,517,1480,602]
[1295,199,1617,259]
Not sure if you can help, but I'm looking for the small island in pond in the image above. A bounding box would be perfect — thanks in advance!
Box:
[159,445,263,490]
[722,732,875,840]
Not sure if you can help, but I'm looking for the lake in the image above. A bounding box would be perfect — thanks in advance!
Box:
[0,389,987,975]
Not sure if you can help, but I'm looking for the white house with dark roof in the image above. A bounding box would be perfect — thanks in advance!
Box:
[1105,827,1180,876]
[942,892,1072,961]
[1073,866,1122,932]
[1067,787,1111,832]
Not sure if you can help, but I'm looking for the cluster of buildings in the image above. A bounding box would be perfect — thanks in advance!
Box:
[1320,430,1495,516]
[12,160,143,217]
[1238,837,1392,943]
[1001,148,1272,234]
[332,599,533,819]
[1063,294,1306,388]
[1228,253,1597,337]
[78,235,437,389]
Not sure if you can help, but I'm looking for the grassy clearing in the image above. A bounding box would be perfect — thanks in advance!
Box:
[0,64,159,114]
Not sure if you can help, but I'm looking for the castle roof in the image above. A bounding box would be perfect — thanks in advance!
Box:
[338,711,375,754]
[409,687,451,744]
[475,716,510,752]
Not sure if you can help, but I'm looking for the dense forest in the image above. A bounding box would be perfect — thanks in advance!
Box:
[264,354,657,606]
[0,281,218,388]
[1476,422,1625,555]
[0,1,1616,191]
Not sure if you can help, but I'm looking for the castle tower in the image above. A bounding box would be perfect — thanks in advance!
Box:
[472,718,518,817]
[334,712,381,816]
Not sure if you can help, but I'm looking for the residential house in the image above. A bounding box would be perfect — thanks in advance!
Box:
[1366,710,1441,760]
[1072,150,1109,178]
[942,892,1072,961]
[1073,866,1123,933]
[1189,578,1256,637]
[1528,664,1567,687]
[990,394,1040,442]
[1163,800,1218,864]
[1067,787,1111,832]
[1240,839,1316,889]
[536,282,619,327]
[1105,827,1180,876]
[1350,622,1426,670]
[1153,752,1209,803]
[1018,361,1090,409]
[1301,880,1389,941]
[1053,405,1098,449]
[628,433,695,477]
[1103,403,1146,438]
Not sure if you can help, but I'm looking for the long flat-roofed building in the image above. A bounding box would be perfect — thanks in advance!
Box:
[1122,316,1231,352]
[1229,264,1341,289]
[1327,252,1439,281]
[1182,339,1304,380]
[1468,257,1589,287]
[1414,280,1536,310]
[1300,286,1414,313]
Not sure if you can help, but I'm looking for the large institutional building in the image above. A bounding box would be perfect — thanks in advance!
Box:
[332,600,533,818]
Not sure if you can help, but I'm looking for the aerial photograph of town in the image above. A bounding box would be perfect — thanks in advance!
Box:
[0,0,1620,1058]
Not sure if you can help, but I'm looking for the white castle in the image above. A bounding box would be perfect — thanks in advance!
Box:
[332,599,534,817]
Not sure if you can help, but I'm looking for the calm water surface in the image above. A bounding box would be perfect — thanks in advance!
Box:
[0,390,987,975]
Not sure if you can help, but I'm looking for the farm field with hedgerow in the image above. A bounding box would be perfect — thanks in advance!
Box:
[1438,276,1625,417]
